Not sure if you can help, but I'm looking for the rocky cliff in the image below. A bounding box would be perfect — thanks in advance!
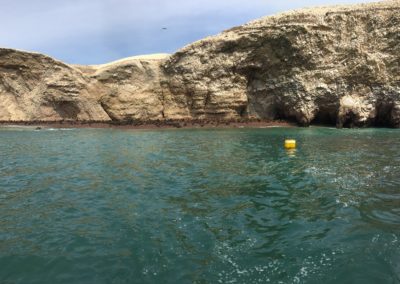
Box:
[1,1,399,127]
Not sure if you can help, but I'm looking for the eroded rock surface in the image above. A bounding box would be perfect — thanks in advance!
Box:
[1,1,399,127]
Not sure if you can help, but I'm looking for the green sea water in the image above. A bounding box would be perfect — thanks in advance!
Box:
[0,126,399,284]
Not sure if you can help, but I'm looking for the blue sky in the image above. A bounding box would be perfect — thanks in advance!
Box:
[0,0,376,64]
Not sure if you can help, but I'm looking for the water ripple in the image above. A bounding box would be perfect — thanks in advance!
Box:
[0,127,399,283]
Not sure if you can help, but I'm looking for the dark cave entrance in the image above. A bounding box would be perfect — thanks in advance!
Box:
[341,111,358,128]
[53,101,80,120]
[375,102,394,127]
[310,110,338,126]
[274,108,298,124]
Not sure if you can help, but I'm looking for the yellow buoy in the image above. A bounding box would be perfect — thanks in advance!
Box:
[284,139,296,149]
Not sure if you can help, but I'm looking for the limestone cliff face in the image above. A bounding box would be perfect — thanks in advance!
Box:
[1,1,400,127]
[76,55,170,122]
[163,0,400,127]
[0,49,110,121]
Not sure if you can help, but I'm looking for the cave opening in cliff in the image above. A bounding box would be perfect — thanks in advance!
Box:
[274,108,298,124]
[53,101,80,120]
[341,111,358,128]
[310,110,337,126]
[236,105,247,117]
[375,102,394,127]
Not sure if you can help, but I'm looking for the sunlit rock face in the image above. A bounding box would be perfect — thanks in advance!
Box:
[163,1,400,127]
[1,1,399,127]
[0,48,110,121]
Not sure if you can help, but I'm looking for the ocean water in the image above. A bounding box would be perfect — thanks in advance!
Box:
[0,126,399,284]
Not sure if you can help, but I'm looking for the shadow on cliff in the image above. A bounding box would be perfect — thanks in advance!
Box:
[53,101,80,120]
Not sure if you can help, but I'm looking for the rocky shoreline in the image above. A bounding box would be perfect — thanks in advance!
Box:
[0,119,295,130]
[1,1,399,128]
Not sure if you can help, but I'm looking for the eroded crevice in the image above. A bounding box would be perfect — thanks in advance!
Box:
[53,101,80,120]
[310,107,338,126]
[204,92,211,108]
[236,105,247,117]
[337,111,358,128]
[160,88,166,119]
[374,101,394,127]
[274,107,298,124]
[100,101,118,121]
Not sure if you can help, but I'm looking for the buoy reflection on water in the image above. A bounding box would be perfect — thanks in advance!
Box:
[286,148,297,157]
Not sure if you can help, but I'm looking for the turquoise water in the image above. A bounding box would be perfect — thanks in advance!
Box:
[0,126,399,284]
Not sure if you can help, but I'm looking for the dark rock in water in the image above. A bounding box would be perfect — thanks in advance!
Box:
[35,127,42,130]
[0,1,399,127]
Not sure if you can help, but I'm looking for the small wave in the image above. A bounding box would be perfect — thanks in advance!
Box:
[40,128,76,131]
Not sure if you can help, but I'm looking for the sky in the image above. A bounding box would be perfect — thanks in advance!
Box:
[0,0,377,64]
